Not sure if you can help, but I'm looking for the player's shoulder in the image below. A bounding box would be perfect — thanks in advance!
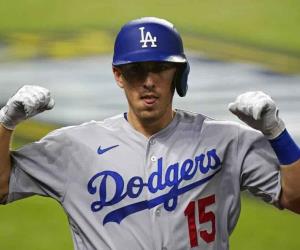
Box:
[176,108,238,128]
[176,109,260,135]
[43,113,125,137]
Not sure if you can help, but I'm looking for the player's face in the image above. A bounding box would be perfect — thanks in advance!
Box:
[113,62,177,128]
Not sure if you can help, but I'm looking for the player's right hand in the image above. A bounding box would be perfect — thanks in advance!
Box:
[0,85,55,130]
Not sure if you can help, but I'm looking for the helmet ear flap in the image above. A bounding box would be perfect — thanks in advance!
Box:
[175,62,190,97]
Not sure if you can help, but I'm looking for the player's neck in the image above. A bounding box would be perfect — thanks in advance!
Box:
[127,109,175,138]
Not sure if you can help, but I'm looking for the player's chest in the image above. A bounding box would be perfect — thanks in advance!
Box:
[82,137,224,223]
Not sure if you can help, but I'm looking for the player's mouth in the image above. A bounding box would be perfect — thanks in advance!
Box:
[141,94,159,106]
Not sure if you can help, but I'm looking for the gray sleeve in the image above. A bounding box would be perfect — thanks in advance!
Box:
[238,125,282,207]
[6,128,73,203]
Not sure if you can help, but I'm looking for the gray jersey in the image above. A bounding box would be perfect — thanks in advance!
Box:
[5,109,281,250]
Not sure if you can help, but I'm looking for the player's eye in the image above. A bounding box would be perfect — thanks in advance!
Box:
[119,63,146,82]
[118,62,176,82]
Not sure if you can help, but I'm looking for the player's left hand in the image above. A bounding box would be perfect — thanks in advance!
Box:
[228,91,285,139]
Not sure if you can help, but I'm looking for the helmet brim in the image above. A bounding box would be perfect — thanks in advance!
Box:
[112,51,187,66]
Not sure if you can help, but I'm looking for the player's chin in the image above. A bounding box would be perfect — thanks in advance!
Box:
[136,99,168,119]
[138,108,161,121]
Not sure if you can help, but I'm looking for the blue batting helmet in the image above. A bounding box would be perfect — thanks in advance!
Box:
[112,17,190,97]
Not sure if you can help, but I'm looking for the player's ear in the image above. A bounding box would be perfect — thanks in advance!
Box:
[112,66,124,88]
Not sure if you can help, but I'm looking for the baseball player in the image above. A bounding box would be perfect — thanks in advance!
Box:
[0,17,300,250]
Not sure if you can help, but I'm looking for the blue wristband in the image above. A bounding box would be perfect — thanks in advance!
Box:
[269,129,300,165]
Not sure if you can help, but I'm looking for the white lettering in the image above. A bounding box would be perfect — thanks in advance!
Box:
[139,27,157,48]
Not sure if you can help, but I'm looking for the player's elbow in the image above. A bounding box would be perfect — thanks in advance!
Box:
[280,192,300,214]
[0,173,10,204]
[0,191,8,204]
[0,186,9,204]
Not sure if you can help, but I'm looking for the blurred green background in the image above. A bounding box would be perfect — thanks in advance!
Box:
[0,0,300,72]
[0,1,300,249]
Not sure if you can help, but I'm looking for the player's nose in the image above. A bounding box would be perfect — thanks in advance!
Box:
[143,72,157,89]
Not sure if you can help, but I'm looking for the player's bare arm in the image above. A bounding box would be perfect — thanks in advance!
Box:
[0,85,54,201]
[229,91,300,213]
[280,159,300,213]
[0,125,13,202]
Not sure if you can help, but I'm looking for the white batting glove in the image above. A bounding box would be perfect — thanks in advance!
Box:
[228,91,285,140]
[0,85,55,130]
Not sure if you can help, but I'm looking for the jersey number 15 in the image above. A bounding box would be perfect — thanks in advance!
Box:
[184,194,216,247]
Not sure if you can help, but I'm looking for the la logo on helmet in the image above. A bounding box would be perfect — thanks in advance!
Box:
[139,27,157,48]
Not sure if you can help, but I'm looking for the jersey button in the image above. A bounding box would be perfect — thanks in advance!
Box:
[149,139,156,145]
[155,208,161,216]
[151,156,157,162]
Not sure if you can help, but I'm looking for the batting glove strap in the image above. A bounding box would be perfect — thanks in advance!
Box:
[264,116,286,140]
[269,129,300,165]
